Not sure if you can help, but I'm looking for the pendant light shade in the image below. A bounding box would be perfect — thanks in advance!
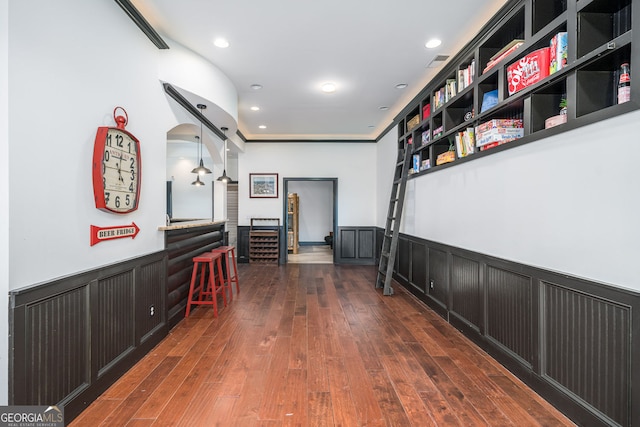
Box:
[218,127,231,184]
[191,175,205,186]
[217,126,231,183]
[191,104,212,176]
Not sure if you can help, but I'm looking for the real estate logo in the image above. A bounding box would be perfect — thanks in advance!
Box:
[0,406,64,427]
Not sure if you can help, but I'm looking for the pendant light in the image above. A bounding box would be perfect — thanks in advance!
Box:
[216,126,231,183]
[191,175,205,186]
[191,103,212,176]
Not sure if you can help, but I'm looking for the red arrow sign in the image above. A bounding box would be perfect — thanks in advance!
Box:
[90,222,140,246]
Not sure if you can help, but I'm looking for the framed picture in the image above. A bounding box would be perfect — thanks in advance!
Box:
[249,173,279,198]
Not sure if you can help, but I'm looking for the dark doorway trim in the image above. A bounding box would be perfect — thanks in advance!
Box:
[282,178,338,264]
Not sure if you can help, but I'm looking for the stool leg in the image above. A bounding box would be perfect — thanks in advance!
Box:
[223,252,233,303]
[230,248,240,294]
[208,259,218,317]
[186,262,199,318]
[197,263,207,302]
[216,256,228,308]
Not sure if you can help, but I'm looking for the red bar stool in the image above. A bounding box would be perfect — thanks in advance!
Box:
[211,245,240,302]
[185,252,227,318]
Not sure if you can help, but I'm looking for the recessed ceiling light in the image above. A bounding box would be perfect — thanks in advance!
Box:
[321,82,336,93]
[395,83,408,89]
[250,106,260,111]
[213,38,230,48]
[379,106,389,111]
[368,125,375,128]
[259,125,267,129]
[425,39,442,49]
[250,84,263,90]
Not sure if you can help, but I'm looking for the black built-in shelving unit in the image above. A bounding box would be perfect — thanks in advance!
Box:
[396,0,637,176]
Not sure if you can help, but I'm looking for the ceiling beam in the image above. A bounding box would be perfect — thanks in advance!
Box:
[114,0,169,49]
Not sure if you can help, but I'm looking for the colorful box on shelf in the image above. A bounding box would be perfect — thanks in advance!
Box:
[407,115,420,132]
[421,130,430,146]
[544,114,567,129]
[549,32,568,75]
[475,119,524,148]
[421,159,431,171]
[507,47,550,95]
[422,104,431,120]
[436,150,456,166]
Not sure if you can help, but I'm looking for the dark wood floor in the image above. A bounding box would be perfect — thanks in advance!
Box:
[70,264,575,426]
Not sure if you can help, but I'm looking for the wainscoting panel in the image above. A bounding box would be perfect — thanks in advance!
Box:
[428,247,448,307]
[137,260,166,343]
[357,228,374,259]
[397,237,410,281]
[339,229,356,259]
[542,281,631,427]
[451,254,480,329]
[95,271,135,377]
[389,231,639,427]
[335,227,376,265]
[486,266,533,366]
[410,241,427,294]
[10,251,167,423]
[24,286,90,406]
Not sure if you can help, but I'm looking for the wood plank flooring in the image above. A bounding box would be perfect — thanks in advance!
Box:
[70,264,575,426]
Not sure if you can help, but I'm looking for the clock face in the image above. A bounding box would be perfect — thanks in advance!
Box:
[93,127,141,213]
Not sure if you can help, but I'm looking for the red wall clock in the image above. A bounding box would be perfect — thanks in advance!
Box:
[92,107,141,213]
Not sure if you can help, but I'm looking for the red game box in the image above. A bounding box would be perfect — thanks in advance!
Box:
[507,47,550,95]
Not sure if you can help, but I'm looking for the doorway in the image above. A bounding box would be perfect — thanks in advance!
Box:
[283,178,337,264]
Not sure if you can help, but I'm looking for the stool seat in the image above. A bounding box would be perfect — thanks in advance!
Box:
[211,245,239,301]
[185,251,227,318]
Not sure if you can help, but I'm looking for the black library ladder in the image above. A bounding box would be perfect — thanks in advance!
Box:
[376,139,412,295]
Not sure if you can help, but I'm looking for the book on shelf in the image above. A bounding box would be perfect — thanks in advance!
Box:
[434,87,446,109]
[445,78,457,102]
[432,125,444,139]
[454,128,476,158]
[481,89,499,112]
[457,59,476,91]
[483,39,524,74]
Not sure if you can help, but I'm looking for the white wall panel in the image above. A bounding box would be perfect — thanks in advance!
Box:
[238,142,377,227]
[397,111,640,292]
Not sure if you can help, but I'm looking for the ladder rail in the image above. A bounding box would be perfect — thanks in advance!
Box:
[376,141,412,296]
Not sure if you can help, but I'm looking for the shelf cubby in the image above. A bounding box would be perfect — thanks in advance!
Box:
[533,0,568,35]
[576,42,631,116]
[432,112,444,140]
[577,0,632,58]
[479,6,526,75]
[444,90,475,131]
[530,78,568,132]
[479,72,501,114]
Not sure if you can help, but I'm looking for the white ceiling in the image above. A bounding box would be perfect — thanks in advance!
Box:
[133,0,509,141]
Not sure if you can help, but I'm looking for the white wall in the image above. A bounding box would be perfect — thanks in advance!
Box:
[6,0,238,405]
[238,142,377,227]
[166,142,216,219]
[376,128,399,228]
[288,181,333,242]
[386,111,640,293]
